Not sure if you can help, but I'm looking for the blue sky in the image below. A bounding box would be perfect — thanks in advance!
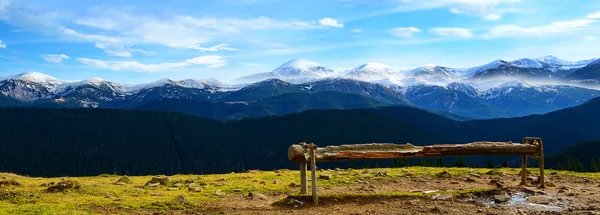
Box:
[1,0,600,83]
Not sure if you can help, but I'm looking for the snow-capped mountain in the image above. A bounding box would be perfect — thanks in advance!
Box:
[0,72,65,101]
[235,59,335,83]
[566,59,600,83]
[344,63,397,81]
[406,64,461,82]
[466,56,597,80]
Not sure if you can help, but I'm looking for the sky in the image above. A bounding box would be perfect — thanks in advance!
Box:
[1,0,600,84]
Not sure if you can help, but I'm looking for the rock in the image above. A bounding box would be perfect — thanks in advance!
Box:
[288,182,299,187]
[422,190,439,194]
[146,183,160,187]
[174,183,184,187]
[335,168,343,171]
[246,169,260,174]
[273,180,282,185]
[233,189,242,193]
[495,182,505,188]
[46,180,80,193]
[113,182,127,186]
[435,194,453,201]
[150,192,163,196]
[188,187,201,192]
[465,177,476,183]
[450,181,459,184]
[468,173,481,178]
[361,170,370,174]
[117,176,132,184]
[186,183,196,187]
[437,171,452,179]
[374,171,387,177]
[0,179,21,187]
[249,192,268,200]
[259,181,266,185]
[167,188,179,191]
[550,172,558,175]
[215,189,226,197]
[475,201,487,207]
[319,174,332,180]
[528,195,550,204]
[494,194,508,203]
[545,182,556,187]
[145,177,171,186]
[583,178,592,183]
[174,195,187,204]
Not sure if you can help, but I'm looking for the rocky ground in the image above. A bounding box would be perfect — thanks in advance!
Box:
[1,167,599,214]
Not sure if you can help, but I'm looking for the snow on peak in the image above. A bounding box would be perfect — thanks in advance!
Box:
[354,62,393,70]
[13,72,59,83]
[9,72,63,89]
[421,64,437,70]
[498,80,533,88]
[274,58,320,71]
[271,58,334,78]
[511,58,544,68]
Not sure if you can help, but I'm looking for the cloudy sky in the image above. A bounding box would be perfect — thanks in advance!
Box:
[1,0,600,83]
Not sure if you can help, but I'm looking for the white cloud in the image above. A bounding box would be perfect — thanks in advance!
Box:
[77,55,226,72]
[41,54,70,64]
[318,18,344,28]
[389,27,421,37]
[430,28,474,38]
[588,11,600,19]
[0,40,5,48]
[484,19,595,38]
[351,28,363,33]
[372,0,521,20]
[584,36,598,41]
[188,43,238,52]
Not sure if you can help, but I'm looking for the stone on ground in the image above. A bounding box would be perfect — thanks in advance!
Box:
[145,176,171,186]
[117,175,132,184]
[319,174,332,180]
[528,195,550,204]
[0,179,21,187]
[248,192,268,200]
[174,195,187,204]
[46,180,81,193]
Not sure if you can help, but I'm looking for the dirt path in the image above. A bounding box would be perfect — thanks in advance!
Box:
[193,170,600,215]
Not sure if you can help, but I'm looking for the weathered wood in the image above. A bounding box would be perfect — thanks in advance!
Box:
[300,162,307,194]
[309,143,318,205]
[288,141,539,163]
[521,155,527,185]
[538,139,545,188]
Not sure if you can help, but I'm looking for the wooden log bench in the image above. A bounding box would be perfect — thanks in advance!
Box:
[287,137,545,205]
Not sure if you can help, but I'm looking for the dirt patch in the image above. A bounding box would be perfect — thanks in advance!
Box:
[0,179,21,187]
[46,180,81,193]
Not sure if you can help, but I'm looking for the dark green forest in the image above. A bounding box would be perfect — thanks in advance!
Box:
[1,97,600,177]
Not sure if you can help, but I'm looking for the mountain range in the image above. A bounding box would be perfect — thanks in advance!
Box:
[1,55,599,120]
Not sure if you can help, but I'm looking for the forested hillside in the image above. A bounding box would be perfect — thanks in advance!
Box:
[1,97,599,177]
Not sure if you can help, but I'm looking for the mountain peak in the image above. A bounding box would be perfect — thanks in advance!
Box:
[275,58,320,70]
[354,62,393,70]
[13,72,59,83]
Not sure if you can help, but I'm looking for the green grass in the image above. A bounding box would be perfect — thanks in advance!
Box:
[1,167,598,214]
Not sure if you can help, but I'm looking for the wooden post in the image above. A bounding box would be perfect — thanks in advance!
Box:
[300,162,308,194]
[309,143,318,205]
[538,139,545,188]
[521,155,527,185]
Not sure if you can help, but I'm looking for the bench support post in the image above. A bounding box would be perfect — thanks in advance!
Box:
[309,143,318,205]
[538,139,545,188]
[300,162,308,194]
[521,155,527,185]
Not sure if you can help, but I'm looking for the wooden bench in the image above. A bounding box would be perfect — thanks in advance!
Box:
[287,137,545,205]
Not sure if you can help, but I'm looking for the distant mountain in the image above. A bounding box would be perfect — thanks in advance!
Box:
[0,72,64,102]
[344,63,397,81]
[136,91,388,120]
[223,78,409,105]
[235,59,335,84]
[406,64,461,83]
[467,56,596,81]
[567,59,600,82]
